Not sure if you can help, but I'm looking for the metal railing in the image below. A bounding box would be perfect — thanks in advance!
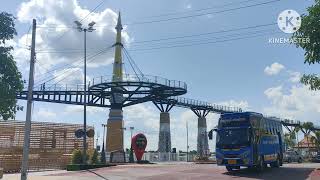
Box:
[24,74,187,92]
[104,152,198,162]
[90,74,187,90]
[29,84,87,91]
[172,96,242,113]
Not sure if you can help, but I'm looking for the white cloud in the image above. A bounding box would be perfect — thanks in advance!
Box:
[14,0,131,84]
[264,62,285,76]
[64,105,106,114]
[124,103,159,131]
[186,4,192,9]
[263,85,320,125]
[264,85,283,101]
[217,100,250,111]
[288,71,302,83]
[52,67,88,85]
[34,108,57,121]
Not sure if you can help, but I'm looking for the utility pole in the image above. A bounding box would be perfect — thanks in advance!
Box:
[186,120,189,162]
[83,28,87,164]
[102,124,107,151]
[21,19,36,180]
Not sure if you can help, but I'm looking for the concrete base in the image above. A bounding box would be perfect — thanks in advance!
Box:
[106,108,125,162]
[158,112,171,154]
[197,116,209,157]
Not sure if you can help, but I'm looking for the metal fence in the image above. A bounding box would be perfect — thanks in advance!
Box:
[103,152,197,163]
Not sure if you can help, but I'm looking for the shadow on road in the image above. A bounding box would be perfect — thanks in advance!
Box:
[223,166,315,180]
[86,169,109,180]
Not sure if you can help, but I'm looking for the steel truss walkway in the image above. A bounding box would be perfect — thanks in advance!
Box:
[153,96,242,114]
[16,74,241,114]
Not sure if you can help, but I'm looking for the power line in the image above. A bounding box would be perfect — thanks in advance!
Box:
[34,0,280,29]
[128,31,280,51]
[31,25,273,54]
[35,45,113,86]
[138,0,260,19]
[130,28,277,49]
[37,46,112,86]
[33,44,113,84]
[127,0,280,25]
[130,23,276,44]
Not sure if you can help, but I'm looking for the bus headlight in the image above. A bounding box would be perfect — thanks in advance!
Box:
[240,151,250,159]
[243,158,249,165]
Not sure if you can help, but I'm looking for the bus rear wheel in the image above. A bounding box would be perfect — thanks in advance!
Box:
[270,156,280,168]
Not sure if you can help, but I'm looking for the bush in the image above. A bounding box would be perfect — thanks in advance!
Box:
[67,164,116,171]
[100,150,106,164]
[90,149,99,164]
[71,149,83,164]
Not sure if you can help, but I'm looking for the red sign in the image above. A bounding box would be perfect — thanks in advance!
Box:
[132,133,147,161]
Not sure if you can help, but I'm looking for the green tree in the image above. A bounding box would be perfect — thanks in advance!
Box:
[292,1,320,90]
[100,150,106,164]
[0,12,23,120]
[90,149,99,164]
[284,133,296,149]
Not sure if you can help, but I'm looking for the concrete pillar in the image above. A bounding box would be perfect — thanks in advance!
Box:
[106,108,125,162]
[197,116,209,157]
[158,112,171,153]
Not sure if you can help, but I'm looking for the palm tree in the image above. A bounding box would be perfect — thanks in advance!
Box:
[284,133,295,149]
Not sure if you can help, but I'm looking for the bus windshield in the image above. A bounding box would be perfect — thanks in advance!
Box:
[216,128,250,147]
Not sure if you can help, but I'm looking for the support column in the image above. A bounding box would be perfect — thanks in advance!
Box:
[106,108,124,152]
[197,116,209,158]
[106,108,125,162]
[158,112,171,152]
[192,109,210,158]
[153,101,175,161]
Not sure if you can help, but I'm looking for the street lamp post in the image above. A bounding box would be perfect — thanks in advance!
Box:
[101,124,107,164]
[74,20,96,164]
[186,120,189,162]
[129,127,134,163]
[102,124,107,151]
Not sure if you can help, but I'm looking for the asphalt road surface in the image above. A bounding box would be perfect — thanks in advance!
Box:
[3,162,320,180]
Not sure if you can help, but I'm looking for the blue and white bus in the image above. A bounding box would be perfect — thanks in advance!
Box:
[215,112,284,172]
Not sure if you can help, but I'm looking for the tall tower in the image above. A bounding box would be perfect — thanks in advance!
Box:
[112,12,123,82]
[106,12,125,162]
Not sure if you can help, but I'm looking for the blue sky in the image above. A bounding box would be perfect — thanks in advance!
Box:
[1,0,319,151]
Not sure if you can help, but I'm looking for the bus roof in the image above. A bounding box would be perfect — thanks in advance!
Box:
[221,112,282,122]
[221,112,263,119]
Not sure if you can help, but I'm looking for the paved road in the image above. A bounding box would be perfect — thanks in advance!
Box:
[3,163,320,180]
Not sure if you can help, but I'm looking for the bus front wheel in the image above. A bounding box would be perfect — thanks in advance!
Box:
[226,166,234,172]
[256,156,265,172]
[226,166,239,172]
